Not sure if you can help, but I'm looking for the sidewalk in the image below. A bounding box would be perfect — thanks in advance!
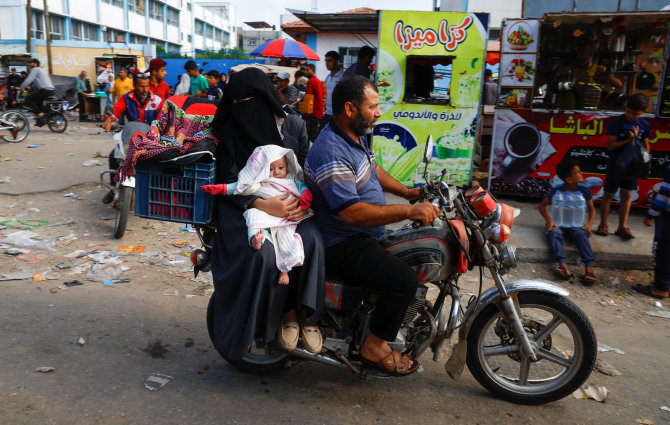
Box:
[505,197,654,270]
[386,193,654,270]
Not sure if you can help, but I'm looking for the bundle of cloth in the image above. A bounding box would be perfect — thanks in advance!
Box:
[116,98,218,182]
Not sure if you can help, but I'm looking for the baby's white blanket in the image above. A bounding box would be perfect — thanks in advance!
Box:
[238,145,313,273]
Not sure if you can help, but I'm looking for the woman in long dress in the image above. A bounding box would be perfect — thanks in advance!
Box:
[208,67,324,362]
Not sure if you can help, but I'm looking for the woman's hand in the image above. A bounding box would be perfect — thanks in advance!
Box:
[252,193,300,218]
[288,206,306,222]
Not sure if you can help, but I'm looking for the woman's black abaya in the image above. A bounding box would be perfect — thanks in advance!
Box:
[208,68,324,361]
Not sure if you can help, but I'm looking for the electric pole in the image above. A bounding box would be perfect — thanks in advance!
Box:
[43,0,53,73]
[27,0,32,53]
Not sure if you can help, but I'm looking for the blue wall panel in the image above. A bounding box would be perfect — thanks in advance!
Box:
[163,58,259,88]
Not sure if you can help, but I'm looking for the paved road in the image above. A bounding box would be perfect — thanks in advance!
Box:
[1,121,669,424]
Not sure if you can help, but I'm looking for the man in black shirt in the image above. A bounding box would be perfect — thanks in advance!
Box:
[7,68,23,108]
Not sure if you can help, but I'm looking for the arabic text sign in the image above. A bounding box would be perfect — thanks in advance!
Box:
[489,109,670,207]
[374,10,488,187]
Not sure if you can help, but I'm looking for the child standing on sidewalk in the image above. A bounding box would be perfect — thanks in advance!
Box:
[596,93,651,240]
[633,164,670,299]
[538,159,597,284]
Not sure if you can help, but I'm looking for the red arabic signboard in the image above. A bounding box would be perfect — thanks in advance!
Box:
[488,109,670,207]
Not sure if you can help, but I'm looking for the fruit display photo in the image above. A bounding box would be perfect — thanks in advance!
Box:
[501,19,540,54]
[500,54,537,87]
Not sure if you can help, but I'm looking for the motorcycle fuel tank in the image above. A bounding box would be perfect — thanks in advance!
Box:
[382,222,457,284]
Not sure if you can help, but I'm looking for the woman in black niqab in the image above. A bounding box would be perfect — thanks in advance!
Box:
[208,67,324,362]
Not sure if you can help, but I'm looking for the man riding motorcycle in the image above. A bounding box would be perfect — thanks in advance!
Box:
[19,58,56,127]
[304,75,440,375]
[102,72,163,203]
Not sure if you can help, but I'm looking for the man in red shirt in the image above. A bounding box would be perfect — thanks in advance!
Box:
[147,58,170,100]
[303,63,325,142]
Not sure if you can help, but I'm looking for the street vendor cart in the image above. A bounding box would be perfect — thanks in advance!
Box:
[488,11,670,207]
[372,10,489,188]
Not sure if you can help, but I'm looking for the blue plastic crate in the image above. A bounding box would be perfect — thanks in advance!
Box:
[135,162,216,225]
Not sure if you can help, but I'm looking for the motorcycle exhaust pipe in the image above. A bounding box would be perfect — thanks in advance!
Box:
[289,347,349,369]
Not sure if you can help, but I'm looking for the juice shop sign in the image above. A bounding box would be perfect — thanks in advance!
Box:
[394,16,473,53]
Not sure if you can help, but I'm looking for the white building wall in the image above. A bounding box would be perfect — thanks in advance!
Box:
[149,18,163,38]
[129,13,146,34]
[314,33,377,79]
[70,0,97,23]
[100,3,125,28]
[167,25,179,43]
[0,3,26,39]
[467,0,522,29]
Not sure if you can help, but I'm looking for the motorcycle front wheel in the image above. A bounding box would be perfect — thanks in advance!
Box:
[47,113,68,133]
[466,291,597,405]
[1,111,30,143]
[207,295,288,374]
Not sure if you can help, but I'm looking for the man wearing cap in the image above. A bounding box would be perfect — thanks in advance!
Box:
[147,58,169,100]
[276,71,298,105]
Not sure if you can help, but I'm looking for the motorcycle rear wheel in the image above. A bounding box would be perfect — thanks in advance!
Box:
[207,295,288,374]
[466,291,597,405]
[113,186,133,239]
[47,113,67,133]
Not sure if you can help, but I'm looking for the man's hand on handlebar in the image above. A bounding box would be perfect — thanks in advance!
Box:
[408,202,440,227]
[405,187,421,201]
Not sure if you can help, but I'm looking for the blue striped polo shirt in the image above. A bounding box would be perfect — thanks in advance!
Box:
[304,121,386,247]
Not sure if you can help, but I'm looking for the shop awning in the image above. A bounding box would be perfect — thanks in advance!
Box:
[286,8,380,33]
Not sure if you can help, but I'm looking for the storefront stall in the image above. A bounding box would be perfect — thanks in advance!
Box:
[488,12,670,207]
[372,10,489,187]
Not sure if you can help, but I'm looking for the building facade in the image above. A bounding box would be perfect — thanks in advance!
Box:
[0,0,237,77]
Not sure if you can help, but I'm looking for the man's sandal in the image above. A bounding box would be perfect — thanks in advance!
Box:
[361,349,420,376]
[595,225,608,236]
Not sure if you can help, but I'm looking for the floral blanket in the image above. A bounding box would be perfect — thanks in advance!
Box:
[116,99,217,181]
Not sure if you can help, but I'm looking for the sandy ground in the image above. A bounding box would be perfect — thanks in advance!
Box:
[1,121,669,424]
[0,184,669,425]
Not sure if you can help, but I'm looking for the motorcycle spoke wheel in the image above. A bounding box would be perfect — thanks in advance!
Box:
[466,292,597,404]
[47,114,68,133]
[1,111,30,143]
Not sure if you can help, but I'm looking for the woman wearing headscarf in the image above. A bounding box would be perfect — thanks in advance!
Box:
[208,67,324,364]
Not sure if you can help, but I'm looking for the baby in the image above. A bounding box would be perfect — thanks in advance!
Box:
[201,145,312,285]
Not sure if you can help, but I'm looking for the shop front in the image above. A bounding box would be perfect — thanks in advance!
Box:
[488,12,670,207]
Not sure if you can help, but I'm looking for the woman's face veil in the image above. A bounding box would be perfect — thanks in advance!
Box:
[212,67,287,181]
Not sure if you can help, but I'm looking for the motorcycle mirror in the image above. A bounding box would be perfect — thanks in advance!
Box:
[423,135,434,165]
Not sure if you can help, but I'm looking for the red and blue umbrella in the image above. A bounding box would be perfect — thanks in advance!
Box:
[250,38,320,61]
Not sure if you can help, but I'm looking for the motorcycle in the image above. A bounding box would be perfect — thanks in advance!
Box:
[12,89,69,133]
[195,136,597,405]
[99,121,150,239]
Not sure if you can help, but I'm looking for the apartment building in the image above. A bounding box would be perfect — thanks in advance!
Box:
[0,0,237,76]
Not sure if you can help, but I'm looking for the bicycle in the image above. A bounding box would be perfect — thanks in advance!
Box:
[0,110,30,143]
